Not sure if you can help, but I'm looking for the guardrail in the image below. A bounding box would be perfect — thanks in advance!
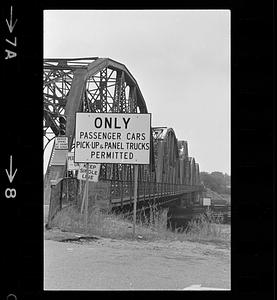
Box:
[108,179,203,206]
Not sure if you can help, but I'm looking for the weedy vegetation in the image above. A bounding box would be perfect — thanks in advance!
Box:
[47,204,230,245]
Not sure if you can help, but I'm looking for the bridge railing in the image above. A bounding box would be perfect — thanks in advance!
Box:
[46,177,204,226]
[108,179,203,206]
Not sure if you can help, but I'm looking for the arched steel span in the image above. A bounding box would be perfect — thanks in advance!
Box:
[152,127,179,184]
[44,57,154,202]
[151,127,201,186]
[44,57,201,209]
[44,57,148,145]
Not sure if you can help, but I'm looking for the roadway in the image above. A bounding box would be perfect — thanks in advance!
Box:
[44,236,230,290]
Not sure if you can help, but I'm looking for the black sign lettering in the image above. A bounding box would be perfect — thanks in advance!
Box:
[123,117,130,129]
[95,117,102,128]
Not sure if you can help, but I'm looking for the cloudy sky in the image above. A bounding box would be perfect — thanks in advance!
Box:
[44,10,230,174]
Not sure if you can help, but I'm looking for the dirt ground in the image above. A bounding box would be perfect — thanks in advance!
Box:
[44,229,230,290]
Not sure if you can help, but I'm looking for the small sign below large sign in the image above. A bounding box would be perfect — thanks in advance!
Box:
[77,163,101,182]
[67,152,79,171]
[74,113,151,164]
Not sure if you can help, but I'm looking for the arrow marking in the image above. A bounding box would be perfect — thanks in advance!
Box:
[5,155,17,183]
[6,6,18,33]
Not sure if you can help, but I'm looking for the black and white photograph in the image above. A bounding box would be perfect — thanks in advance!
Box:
[43,10,231,290]
[2,3,274,298]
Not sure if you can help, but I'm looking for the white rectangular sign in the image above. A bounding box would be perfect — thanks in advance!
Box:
[67,152,79,170]
[77,163,101,182]
[55,136,68,150]
[75,113,151,164]
[203,197,211,206]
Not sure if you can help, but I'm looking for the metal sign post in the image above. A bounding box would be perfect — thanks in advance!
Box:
[133,165,139,239]
[80,181,86,213]
[84,162,89,227]
[66,157,69,203]
[80,163,100,214]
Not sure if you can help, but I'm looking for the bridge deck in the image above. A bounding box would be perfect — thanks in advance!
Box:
[110,181,203,207]
[111,191,184,206]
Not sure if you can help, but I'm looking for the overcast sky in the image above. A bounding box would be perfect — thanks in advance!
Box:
[44,10,230,174]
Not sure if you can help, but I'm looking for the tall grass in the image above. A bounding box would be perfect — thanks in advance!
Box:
[184,209,229,243]
[49,205,230,243]
[138,204,168,231]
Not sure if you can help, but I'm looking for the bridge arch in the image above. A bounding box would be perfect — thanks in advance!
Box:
[44,57,148,150]
[152,127,179,183]
[44,57,153,201]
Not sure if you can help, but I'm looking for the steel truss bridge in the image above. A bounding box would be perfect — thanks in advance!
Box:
[44,57,204,226]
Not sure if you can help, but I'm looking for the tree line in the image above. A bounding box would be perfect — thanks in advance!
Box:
[200,171,231,195]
